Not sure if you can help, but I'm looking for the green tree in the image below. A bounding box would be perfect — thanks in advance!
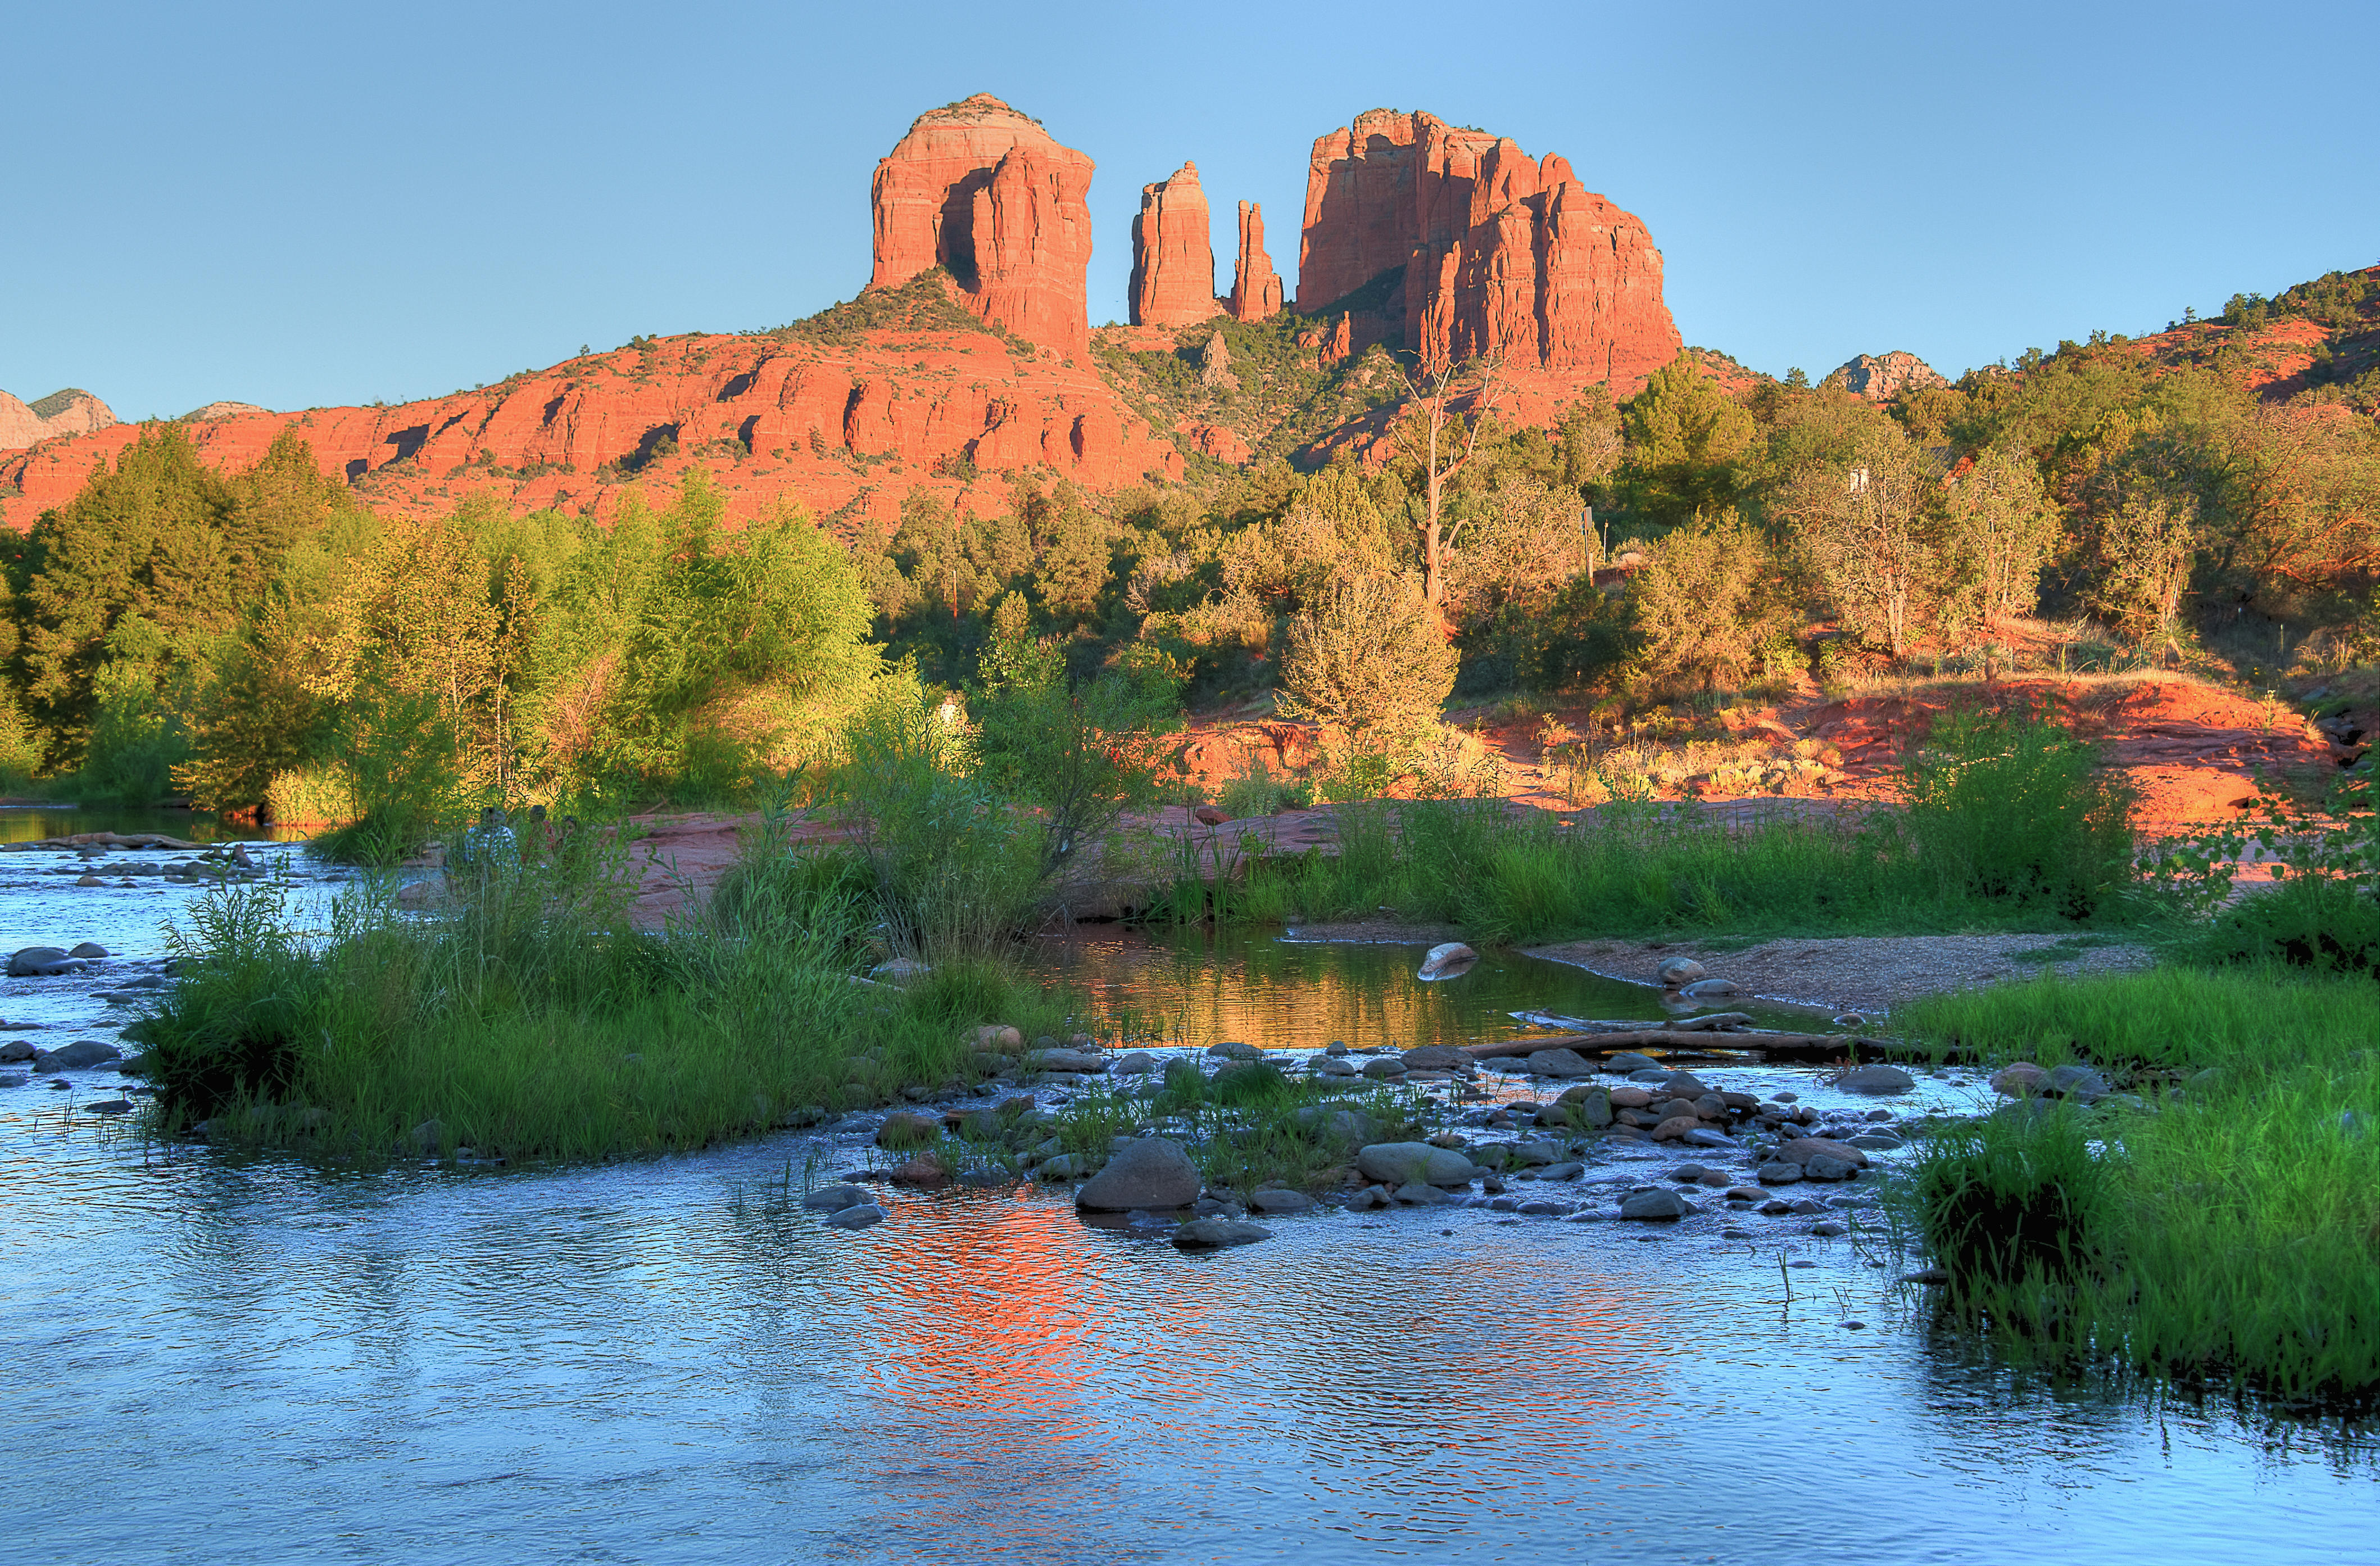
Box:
[1942,445,2061,633]
[1620,352,1755,526]
[1627,510,1792,691]
[1277,573,1456,738]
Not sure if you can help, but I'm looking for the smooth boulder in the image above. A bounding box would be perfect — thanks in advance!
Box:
[1356,1142,1477,1188]
[1656,956,1706,988]
[1417,942,1477,980]
[1677,977,1742,1000]
[1838,1064,1917,1096]
[33,1039,121,1072]
[1524,1048,1594,1079]
[824,1203,887,1229]
[1032,1049,1109,1074]
[1400,1044,1468,1071]
[1775,1137,1871,1170]
[1620,1188,1694,1221]
[801,1184,874,1212]
[7,947,73,978]
[1075,1138,1202,1211]
[1248,1188,1316,1214]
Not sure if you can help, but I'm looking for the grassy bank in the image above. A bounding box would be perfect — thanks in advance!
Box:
[133,818,1071,1163]
[1163,710,2148,944]
[1890,969,2380,1401]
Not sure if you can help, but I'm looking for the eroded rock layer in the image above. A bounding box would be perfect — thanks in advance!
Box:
[1130,163,1217,327]
[1295,108,1680,382]
[869,94,1094,359]
[0,388,115,454]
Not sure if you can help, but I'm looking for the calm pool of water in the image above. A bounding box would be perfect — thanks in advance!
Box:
[2,898,2372,1563]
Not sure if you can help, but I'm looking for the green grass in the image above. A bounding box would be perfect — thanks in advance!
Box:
[1890,969,2380,1401]
[132,818,1070,1164]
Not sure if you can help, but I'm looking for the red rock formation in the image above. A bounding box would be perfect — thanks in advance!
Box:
[1294,109,1680,383]
[1130,162,1217,328]
[1227,201,1281,322]
[1833,351,1948,402]
[869,94,1094,359]
[0,319,1181,533]
[0,387,115,453]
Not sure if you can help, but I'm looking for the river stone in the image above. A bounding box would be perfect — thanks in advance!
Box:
[75,873,103,886]
[2047,1064,2111,1102]
[1033,1155,1082,1182]
[1507,1139,1559,1167]
[1348,1184,1392,1211]
[1394,1181,1457,1206]
[824,1202,887,1229]
[1112,1051,1157,1075]
[876,1111,940,1149]
[1990,1062,2048,1098]
[1651,1116,1700,1142]
[1848,1133,1905,1150]
[1606,1052,1662,1075]
[1553,1085,1614,1128]
[1357,1142,1476,1187]
[1619,1188,1694,1221]
[1208,1040,1262,1061]
[1656,956,1707,987]
[1683,1128,1737,1149]
[1076,1138,1201,1211]
[1402,1044,1468,1071]
[33,1039,120,1072]
[801,1184,873,1212]
[1677,977,1741,999]
[0,1040,34,1063]
[7,947,73,977]
[1539,1161,1585,1182]
[1248,1188,1315,1215]
[1776,1137,1871,1169]
[1310,1055,1360,1077]
[1173,1218,1273,1249]
[1803,1155,1861,1182]
[69,942,110,959]
[1361,1057,1409,1079]
[1417,942,1477,980]
[1609,1086,1654,1108]
[1662,1071,1712,1098]
[1032,1049,1109,1074]
[1524,1048,1594,1079]
[1810,1220,1851,1237]
[1757,1161,1805,1184]
[1838,1064,1918,1096]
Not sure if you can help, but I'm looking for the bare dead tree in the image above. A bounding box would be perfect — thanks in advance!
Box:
[1394,354,1508,609]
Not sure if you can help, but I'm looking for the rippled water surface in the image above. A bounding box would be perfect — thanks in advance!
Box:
[3,881,2373,1563]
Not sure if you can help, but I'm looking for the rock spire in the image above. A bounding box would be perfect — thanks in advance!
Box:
[1128,162,1216,328]
[1228,201,1281,322]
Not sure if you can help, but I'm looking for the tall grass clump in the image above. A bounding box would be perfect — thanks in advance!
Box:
[1895,707,2138,918]
[134,805,1066,1164]
[1894,969,2380,1401]
[2150,768,2379,977]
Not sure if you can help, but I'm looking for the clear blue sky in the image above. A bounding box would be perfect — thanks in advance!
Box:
[7,1,2373,422]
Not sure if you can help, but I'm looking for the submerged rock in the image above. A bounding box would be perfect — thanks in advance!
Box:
[7,947,73,977]
[801,1184,873,1212]
[1173,1218,1273,1249]
[1076,1138,1201,1211]
[824,1203,888,1229]
[0,1040,35,1063]
[1676,977,1741,1000]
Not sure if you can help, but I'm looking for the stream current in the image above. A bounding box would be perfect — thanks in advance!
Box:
[1,813,2372,1564]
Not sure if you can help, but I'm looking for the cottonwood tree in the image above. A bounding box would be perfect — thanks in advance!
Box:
[1942,445,2060,631]
[1391,355,1507,609]
[1785,432,1941,658]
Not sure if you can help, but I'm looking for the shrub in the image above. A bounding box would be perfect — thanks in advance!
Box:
[1277,572,1454,739]
[1896,708,2138,918]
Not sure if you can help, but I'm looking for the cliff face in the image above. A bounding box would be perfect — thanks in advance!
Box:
[0,387,116,454]
[1129,162,1217,327]
[1295,108,1680,383]
[1227,201,1282,322]
[0,303,1181,533]
[869,94,1094,359]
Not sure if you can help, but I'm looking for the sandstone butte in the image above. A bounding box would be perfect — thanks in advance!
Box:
[869,93,1094,361]
[1295,107,1681,383]
[1128,162,1217,328]
[1228,201,1282,322]
[1834,351,1948,401]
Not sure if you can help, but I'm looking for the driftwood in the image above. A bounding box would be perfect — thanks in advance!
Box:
[1465,1030,1895,1063]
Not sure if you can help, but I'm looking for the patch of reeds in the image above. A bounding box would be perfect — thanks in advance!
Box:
[132,808,1071,1164]
[1891,969,2380,1402]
